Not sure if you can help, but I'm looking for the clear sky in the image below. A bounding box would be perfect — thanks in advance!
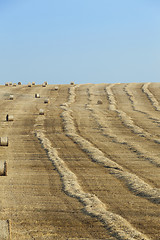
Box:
[0,0,160,85]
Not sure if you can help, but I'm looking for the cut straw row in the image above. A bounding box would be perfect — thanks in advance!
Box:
[142,83,160,111]
[35,130,149,240]
[124,83,160,124]
[86,87,160,167]
[60,85,160,204]
[105,84,160,144]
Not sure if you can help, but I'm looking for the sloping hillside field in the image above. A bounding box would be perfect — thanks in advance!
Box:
[0,82,159,240]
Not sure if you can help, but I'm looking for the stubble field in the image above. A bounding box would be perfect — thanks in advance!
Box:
[0,82,159,239]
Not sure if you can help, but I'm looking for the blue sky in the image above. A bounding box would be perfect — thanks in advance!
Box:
[0,0,160,85]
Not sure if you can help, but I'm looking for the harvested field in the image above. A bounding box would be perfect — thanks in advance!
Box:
[0,83,159,239]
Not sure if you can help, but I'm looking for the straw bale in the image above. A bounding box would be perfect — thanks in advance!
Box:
[97,99,103,104]
[42,83,46,87]
[6,114,14,121]
[39,109,44,115]
[5,83,9,86]
[54,86,59,90]
[0,220,10,239]
[9,95,14,100]
[18,82,22,85]
[0,161,7,176]
[28,83,32,87]
[35,93,40,98]
[0,137,8,146]
[70,82,75,85]
[32,82,35,85]
[44,98,50,104]
[44,81,48,85]
[9,82,12,86]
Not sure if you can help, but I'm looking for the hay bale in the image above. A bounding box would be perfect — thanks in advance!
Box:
[9,82,12,86]
[6,115,14,121]
[97,99,103,105]
[54,86,59,90]
[0,220,10,239]
[42,83,46,87]
[70,82,75,85]
[13,83,16,87]
[32,82,35,85]
[9,95,14,100]
[18,82,22,85]
[28,83,32,87]
[44,98,50,104]
[44,81,48,85]
[39,109,44,115]
[35,93,40,98]
[5,83,9,86]
[0,161,7,176]
[0,137,8,146]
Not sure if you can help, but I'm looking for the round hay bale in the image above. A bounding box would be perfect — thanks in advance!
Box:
[0,161,7,176]
[54,86,59,90]
[28,83,32,87]
[18,82,22,85]
[97,99,103,105]
[9,82,12,86]
[44,98,50,104]
[42,83,46,87]
[39,109,44,115]
[5,83,9,86]
[35,93,40,98]
[44,81,48,85]
[0,137,8,146]
[32,82,35,85]
[70,82,75,85]
[6,115,14,121]
[13,83,16,87]
[9,95,14,100]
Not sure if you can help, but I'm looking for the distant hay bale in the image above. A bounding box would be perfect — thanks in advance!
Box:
[9,82,12,86]
[9,95,14,100]
[0,137,8,146]
[44,81,48,85]
[13,83,16,87]
[97,99,103,104]
[0,161,7,176]
[6,114,14,121]
[32,82,35,85]
[5,83,9,86]
[54,86,59,90]
[18,82,22,85]
[70,82,75,85]
[44,98,50,104]
[0,220,10,239]
[39,109,44,115]
[35,93,40,98]
[28,83,32,87]
[42,83,46,87]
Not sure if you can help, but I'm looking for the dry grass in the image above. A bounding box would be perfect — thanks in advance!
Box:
[105,85,160,144]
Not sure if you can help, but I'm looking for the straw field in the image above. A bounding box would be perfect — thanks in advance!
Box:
[0,83,159,239]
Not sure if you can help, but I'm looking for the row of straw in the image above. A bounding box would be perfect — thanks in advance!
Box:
[86,87,160,167]
[142,83,160,111]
